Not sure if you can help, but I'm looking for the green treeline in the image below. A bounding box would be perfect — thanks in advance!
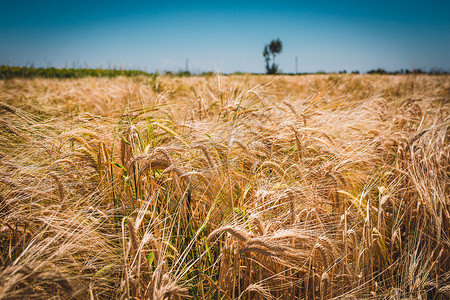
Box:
[0,65,151,79]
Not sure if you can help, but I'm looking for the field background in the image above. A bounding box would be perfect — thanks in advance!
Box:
[0,74,449,299]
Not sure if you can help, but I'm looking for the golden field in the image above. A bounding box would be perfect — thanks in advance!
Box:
[0,74,449,299]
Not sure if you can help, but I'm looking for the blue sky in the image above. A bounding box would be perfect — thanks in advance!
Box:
[1,0,449,73]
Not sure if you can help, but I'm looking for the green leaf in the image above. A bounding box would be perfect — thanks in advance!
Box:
[148,252,154,268]
[202,237,213,264]
[122,137,131,145]
[112,162,127,171]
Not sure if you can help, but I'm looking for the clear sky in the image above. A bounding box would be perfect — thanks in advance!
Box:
[1,0,449,73]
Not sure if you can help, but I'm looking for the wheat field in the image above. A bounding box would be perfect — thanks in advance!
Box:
[0,74,449,299]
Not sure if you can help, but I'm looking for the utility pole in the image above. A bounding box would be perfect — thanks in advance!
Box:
[186,58,189,73]
[295,56,298,74]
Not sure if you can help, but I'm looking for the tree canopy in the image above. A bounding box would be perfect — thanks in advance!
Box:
[263,39,283,74]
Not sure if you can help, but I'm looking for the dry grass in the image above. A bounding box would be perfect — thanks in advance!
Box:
[0,74,449,299]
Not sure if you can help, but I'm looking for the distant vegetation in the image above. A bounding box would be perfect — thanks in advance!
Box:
[0,65,448,79]
[263,39,283,74]
[367,67,449,75]
[0,65,151,79]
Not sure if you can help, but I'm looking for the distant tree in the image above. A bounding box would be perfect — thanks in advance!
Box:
[263,39,283,74]
[367,68,388,74]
